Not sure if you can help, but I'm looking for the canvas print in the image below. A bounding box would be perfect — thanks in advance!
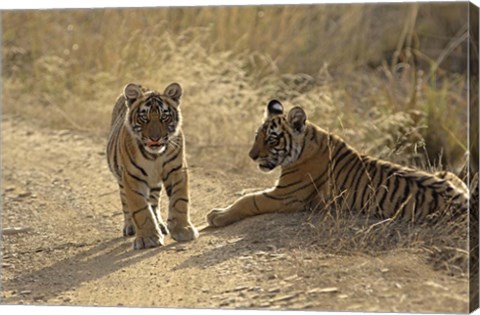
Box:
[1,2,479,313]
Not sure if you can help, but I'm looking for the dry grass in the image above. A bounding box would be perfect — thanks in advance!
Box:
[2,4,470,171]
[1,3,472,276]
[294,204,469,277]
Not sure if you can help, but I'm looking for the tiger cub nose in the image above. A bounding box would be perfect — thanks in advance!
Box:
[149,136,161,142]
[249,148,259,161]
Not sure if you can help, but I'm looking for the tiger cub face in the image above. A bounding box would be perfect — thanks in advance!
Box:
[123,83,183,154]
[249,100,307,172]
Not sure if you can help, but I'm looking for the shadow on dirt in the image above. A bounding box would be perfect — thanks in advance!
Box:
[175,207,469,279]
[3,237,168,303]
[173,211,314,271]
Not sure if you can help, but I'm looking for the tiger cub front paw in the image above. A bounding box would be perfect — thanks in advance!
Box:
[132,230,164,250]
[207,208,233,227]
[168,220,199,242]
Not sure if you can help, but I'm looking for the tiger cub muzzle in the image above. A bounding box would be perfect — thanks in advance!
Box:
[249,142,278,172]
[144,136,169,154]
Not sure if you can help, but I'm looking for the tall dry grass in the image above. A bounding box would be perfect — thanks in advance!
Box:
[2,4,469,73]
[2,3,470,171]
[296,203,469,276]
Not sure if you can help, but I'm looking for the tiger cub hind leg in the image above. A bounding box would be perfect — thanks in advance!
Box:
[118,184,136,236]
[149,187,169,235]
[123,213,135,237]
[124,214,168,238]
[118,183,168,237]
[152,206,169,236]
[122,173,165,249]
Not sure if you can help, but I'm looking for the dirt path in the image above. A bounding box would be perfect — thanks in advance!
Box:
[1,115,469,312]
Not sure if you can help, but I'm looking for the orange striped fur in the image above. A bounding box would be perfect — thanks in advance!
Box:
[107,83,198,249]
[207,100,470,227]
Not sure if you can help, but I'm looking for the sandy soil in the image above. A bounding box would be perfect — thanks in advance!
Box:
[1,114,469,312]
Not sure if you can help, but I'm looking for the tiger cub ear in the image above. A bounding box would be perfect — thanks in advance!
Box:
[266,99,284,117]
[164,82,182,103]
[287,106,307,133]
[123,83,143,107]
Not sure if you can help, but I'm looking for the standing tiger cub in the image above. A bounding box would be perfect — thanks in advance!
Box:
[107,82,198,249]
[207,100,470,227]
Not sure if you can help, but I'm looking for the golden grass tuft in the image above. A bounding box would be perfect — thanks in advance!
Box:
[295,201,469,277]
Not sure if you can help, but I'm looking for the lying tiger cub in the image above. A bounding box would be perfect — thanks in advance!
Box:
[207,100,469,227]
